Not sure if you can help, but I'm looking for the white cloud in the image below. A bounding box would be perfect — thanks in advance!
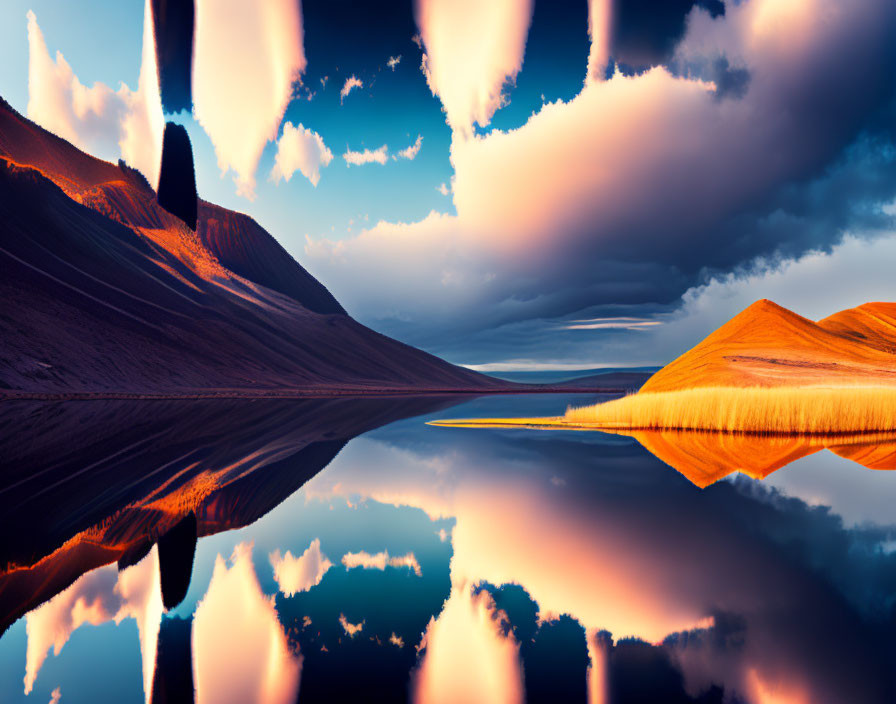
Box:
[395,135,423,160]
[343,144,389,166]
[586,0,613,83]
[436,182,450,196]
[387,55,402,71]
[415,0,534,135]
[269,539,333,596]
[193,0,306,198]
[26,1,164,186]
[270,122,333,186]
[340,75,363,103]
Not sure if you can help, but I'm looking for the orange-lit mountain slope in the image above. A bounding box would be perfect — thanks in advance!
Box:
[639,299,896,393]
[0,97,505,394]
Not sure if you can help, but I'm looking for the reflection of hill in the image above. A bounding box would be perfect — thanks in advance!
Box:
[612,430,896,488]
[0,395,465,633]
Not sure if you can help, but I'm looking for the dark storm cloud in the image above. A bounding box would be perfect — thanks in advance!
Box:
[611,0,724,70]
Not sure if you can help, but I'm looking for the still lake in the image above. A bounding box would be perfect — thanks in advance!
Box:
[1,393,895,703]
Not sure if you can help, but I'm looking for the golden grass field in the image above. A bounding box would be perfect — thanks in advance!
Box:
[563,386,896,433]
[430,386,896,434]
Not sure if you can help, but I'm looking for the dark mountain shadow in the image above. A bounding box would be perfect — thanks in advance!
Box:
[0,394,469,634]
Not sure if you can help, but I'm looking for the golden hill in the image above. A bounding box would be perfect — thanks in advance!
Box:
[640,299,896,393]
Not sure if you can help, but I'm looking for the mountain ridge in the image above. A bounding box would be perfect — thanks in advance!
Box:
[0,97,507,395]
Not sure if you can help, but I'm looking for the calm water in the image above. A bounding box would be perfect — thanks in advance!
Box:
[1,394,895,703]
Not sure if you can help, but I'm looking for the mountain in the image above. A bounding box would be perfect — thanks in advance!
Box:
[0,97,507,395]
[640,299,896,393]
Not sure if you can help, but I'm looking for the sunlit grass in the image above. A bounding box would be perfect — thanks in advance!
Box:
[563,386,896,433]
[429,386,896,434]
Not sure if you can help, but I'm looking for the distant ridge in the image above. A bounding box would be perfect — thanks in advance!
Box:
[639,299,896,393]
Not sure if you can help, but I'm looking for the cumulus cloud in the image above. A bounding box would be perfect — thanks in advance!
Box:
[436,182,450,196]
[26,1,164,186]
[415,0,534,135]
[269,539,333,596]
[340,75,363,103]
[270,122,333,186]
[387,55,402,71]
[193,0,306,198]
[343,144,389,166]
[395,135,423,160]
[306,0,896,363]
[342,549,422,576]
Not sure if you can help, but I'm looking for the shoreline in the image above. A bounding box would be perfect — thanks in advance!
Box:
[0,387,631,402]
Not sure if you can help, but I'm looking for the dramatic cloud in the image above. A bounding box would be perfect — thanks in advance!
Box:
[341,549,422,576]
[340,75,363,103]
[395,135,423,160]
[415,0,534,135]
[343,144,388,166]
[193,543,302,704]
[193,0,306,198]
[306,0,896,364]
[270,539,333,596]
[270,122,333,186]
[26,1,164,186]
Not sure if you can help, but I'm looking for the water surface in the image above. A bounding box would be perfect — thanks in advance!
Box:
[1,394,895,703]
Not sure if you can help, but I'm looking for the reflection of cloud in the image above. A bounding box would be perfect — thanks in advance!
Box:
[193,0,306,197]
[270,122,333,186]
[193,542,301,704]
[412,584,523,704]
[341,549,422,576]
[339,614,364,637]
[24,546,163,703]
[26,1,164,186]
[311,433,892,704]
[269,539,333,596]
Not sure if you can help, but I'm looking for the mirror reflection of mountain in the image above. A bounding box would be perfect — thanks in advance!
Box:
[607,429,896,488]
[0,395,468,634]
[3,395,896,704]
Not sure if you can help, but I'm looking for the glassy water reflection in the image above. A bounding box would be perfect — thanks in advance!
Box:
[1,395,895,703]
